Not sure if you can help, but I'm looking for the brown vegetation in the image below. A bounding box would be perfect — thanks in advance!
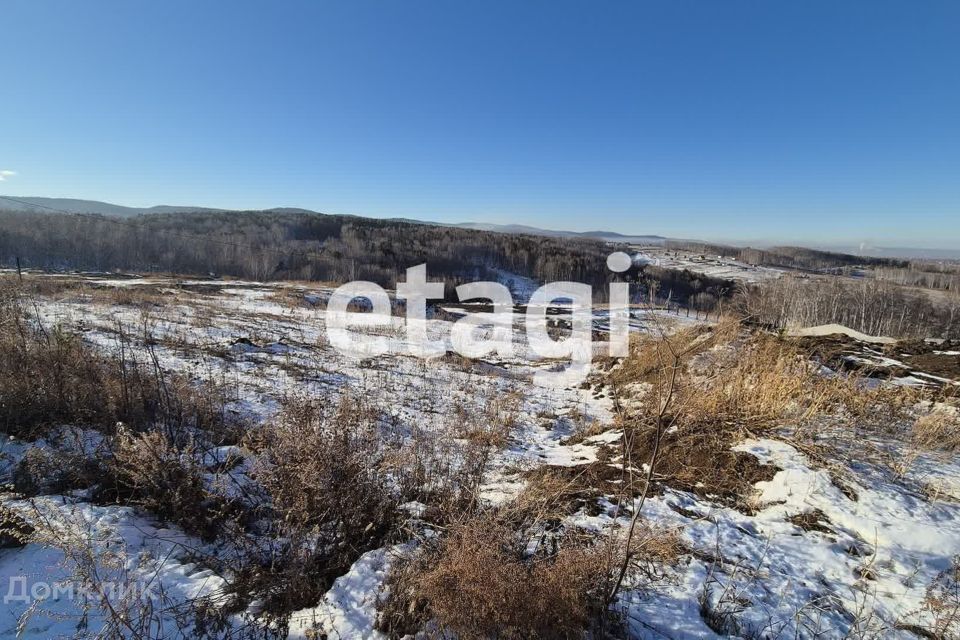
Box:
[736,273,960,339]
[0,280,241,442]
[378,509,609,639]
[912,405,960,452]
[609,320,926,509]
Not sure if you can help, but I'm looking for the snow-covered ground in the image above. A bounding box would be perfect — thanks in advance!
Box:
[2,273,958,639]
[632,248,785,284]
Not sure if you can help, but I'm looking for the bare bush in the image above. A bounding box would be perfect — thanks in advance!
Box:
[13,445,104,496]
[238,394,397,616]
[612,323,922,505]
[0,282,240,443]
[379,509,608,639]
[0,504,33,548]
[0,286,123,437]
[103,429,230,540]
[920,555,960,639]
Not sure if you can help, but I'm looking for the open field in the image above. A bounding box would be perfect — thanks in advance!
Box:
[0,271,959,639]
[629,247,786,285]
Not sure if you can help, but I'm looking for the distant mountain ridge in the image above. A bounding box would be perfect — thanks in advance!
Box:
[3,195,956,259]
[450,221,667,243]
[0,196,225,217]
[0,195,663,244]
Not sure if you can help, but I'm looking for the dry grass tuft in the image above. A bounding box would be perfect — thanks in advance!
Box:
[255,394,395,542]
[378,509,609,639]
[0,504,34,548]
[912,405,960,452]
[900,555,960,639]
[103,430,229,540]
[13,445,105,496]
[236,393,397,616]
[520,463,622,517]
[0,281,241,442]
[610,319,926,507]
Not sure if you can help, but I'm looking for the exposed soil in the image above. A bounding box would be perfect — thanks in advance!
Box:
[894,340,960,380]
[618,424,778,511]
[791,334,960,385]
[787,509,835,535]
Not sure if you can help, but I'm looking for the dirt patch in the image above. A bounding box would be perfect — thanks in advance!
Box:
[903,351,960,381]
[792,335,909,377]
[173,282,226,296]
[829,472,860,502]
[522,462,623,516]
[525,427,779,514]
[787,509,834,535]
[791,334,960,385]
[629,426,779,510]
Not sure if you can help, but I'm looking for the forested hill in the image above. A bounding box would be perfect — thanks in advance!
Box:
[0,209,736,305]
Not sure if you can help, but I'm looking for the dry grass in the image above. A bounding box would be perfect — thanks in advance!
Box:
[13,445,105,496]
[102,430,232,540]
[86,284,172,308]
[898,555,960,639]
[255,394,394,540]
[459,389,521,448]
[0,306,126,437]
[520,463,622,517]
[237,393,397,616]
[378,509,609,639]
[921,555,960,639]
[0,282,241,442]
[912,404,960,452]
[0,504,34,548]
[609,320,925,508]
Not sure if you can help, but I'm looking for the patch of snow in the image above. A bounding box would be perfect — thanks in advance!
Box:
[790,324,897,345]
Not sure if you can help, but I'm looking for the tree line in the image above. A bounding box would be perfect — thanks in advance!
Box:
[870,263,960,292]
[735,274,960,339]
[0,209,615,291]
[5,208,955,337]
[0,209,741,307]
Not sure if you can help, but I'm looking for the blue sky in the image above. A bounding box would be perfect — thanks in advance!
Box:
[1,1,958,248]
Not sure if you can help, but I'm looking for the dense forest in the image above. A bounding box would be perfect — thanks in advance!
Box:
[0,209,730,305]
[12,209,955,338]
[0,210,606,292]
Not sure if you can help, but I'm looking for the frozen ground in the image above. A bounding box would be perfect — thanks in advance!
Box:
[1,272,958,639]
[631,248,785,284]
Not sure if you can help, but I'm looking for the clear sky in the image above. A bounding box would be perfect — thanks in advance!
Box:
[1,1,958,248]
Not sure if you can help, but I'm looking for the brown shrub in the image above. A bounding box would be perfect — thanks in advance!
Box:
[520,463,623,517]
[0,282,240,442]
[611,321,923,506]
[255,394,394,540]
[0,504,34,548]
[13,446,105,496]
[240,394,397,615]
[382,424,492,525]
[0,319,121,437]
[379,510,608,639]
[102,430,228,539]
